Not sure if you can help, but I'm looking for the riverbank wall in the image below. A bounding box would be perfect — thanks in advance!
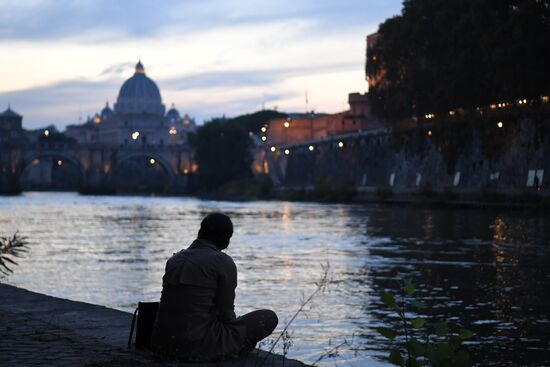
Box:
[0,283,308,367]
[265,113,550,203]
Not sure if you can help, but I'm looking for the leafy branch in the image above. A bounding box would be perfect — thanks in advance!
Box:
[377,278,474,367]
[0,232,29,277]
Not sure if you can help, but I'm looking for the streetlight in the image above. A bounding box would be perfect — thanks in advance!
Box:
[149,158,156,165]
[308,145,315,151]
[270,146,276,152]
[338,141,344,148]
[284,149,290,155]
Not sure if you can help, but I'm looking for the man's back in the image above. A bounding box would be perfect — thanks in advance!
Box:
[151,239,246,362]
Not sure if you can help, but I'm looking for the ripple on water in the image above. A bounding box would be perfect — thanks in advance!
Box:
[2,192,550,366]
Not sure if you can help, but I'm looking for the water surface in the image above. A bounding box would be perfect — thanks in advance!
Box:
[1,192,549,366]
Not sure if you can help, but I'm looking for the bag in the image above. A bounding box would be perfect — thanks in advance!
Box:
[128,301,160,350]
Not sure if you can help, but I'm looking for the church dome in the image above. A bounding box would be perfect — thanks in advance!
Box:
[101,102,114,120]
[166,103,180,123]
[114,61,165,116]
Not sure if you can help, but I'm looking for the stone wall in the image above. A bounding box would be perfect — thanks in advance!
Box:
[267,117,549,196]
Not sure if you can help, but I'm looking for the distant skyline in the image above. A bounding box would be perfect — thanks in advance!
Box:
[0,0,402,130]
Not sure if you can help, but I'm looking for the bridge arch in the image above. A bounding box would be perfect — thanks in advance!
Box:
[20,151,85,179]
[109,152,175,178]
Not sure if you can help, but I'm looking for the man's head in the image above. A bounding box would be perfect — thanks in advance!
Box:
[197,213,233,250]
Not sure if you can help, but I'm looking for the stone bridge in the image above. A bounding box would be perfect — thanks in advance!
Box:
[0,142,195,194]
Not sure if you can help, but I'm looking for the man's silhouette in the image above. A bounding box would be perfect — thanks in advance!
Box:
[151,213,278,362]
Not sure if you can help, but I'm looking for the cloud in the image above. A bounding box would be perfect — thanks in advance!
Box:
[160,62,357,90]
[100,62,135,77]
[0,0,402,42]
[0,0,402,128]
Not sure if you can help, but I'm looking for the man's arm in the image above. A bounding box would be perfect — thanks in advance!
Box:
[215,257,238,322]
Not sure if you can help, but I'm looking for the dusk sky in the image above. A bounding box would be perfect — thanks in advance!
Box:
[0,0,402,130]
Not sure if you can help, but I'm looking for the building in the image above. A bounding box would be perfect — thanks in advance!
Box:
[0,106,27,145]
[66,60,196,146]
[262,93,381,146]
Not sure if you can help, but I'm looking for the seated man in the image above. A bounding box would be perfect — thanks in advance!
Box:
[151,213,278,362]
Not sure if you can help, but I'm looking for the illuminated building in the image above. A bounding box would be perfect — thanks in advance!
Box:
[65,61,196,146]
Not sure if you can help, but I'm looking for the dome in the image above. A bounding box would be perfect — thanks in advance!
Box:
[114,61,165,116]
[166,103,180,122]
[100,102,114,120]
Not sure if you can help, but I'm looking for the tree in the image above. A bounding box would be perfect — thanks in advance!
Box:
[367,0,550,123]
[194,119,253,191]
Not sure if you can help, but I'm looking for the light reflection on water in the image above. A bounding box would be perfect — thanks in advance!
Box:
[1,192,549,366]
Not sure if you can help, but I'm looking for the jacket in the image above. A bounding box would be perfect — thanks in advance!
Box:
[150,239,247,362]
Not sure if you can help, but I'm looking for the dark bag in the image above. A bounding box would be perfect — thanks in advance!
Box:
[128,301,160,350]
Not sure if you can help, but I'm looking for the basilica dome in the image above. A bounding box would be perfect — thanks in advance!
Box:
[114,61,166,116]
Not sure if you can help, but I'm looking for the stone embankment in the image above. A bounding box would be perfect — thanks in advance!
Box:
[0,284,308,367]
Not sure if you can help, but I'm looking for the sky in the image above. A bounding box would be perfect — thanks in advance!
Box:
[0,0,402,130]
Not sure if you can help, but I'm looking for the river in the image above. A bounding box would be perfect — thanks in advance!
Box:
[1,192,549,366]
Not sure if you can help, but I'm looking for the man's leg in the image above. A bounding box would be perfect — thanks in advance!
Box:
[237,309,278,352]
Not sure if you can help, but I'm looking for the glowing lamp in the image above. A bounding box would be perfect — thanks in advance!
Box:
[308,145,315,151]
[132,131,140,140]
[283,121,290,128]
[497,121,503,128]
[270,146,276,152]
[338,141,344,148]
[44,130,50,137]
[261,136,267,142]
[284,149,290,155]
[57,160,62,166]
[149,158,156,165]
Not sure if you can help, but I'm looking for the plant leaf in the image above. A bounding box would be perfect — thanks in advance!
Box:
[381,292,397,308]
[404,283,415,296]
[458,328,474,340]
[377,327,397,340]
[433,322,449,337]
[389,349,404,366]
[448,335,462,351]
[410,317,425,329]
[407,337,424,357]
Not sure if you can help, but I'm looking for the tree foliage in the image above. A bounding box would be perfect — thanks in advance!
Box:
[194,119,253,191]
[367,0,550,122]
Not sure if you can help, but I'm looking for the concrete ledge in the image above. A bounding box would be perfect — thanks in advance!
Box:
[0,283,308,367]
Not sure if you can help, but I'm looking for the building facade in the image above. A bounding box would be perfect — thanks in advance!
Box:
[66,61,196,147]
